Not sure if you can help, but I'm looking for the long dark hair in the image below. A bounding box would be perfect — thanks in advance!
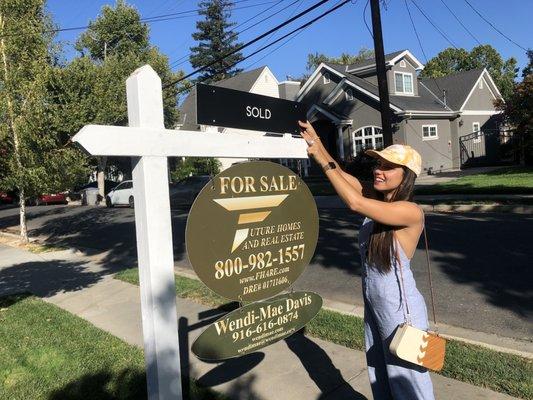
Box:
[367,166,417,272]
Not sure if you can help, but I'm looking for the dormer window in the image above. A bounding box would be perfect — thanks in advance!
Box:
[323,73,331,84]
[394,72,413,95]
[345,89,354,101]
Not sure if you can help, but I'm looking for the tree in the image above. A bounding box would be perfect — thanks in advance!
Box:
[70,0,188,198]
[421,45,518,100]
[300,48,375,81]
[75,0,149,61]
[495,50,533,165]
[189,0,243,83]
[171,157,221,182]
[0,0,88,242]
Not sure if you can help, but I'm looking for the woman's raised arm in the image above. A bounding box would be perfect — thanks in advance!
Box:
[298,121,374,198]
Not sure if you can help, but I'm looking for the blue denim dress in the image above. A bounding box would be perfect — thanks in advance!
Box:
[359,217,435,400]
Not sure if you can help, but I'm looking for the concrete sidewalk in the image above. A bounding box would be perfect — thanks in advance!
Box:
[314,195,533,214]
[0,243,521,400]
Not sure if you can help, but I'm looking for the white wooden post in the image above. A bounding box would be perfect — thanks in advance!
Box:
[127,66,182,399]
[72,64,309,400]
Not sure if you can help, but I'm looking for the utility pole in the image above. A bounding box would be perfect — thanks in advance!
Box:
[370,0,393,146]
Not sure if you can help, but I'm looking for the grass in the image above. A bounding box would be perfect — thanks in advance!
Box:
[26,243,68,254]
[115,268,533,399]
[0,294,228,400]
[0,235,67,254]
[415,166,533,195]
[303,166,533,196]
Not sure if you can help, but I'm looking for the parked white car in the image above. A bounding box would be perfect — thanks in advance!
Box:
[106,175,211,209]
[106,180,134,208]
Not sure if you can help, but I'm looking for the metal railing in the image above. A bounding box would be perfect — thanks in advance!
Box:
[459,129,519,168]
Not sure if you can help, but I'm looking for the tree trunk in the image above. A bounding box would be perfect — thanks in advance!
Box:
[1,14,28,243]
[19,189,28,243]
[520,132,525,166]
[97,156,107,203]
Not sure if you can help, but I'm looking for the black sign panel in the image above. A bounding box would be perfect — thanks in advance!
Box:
[196,83,308,134]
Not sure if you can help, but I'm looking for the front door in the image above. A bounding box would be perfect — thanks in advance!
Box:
[312,120,338,160]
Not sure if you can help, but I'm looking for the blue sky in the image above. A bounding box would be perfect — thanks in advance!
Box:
[47,0,532,82]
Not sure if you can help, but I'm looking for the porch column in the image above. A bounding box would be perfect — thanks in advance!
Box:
[337,125,345,160]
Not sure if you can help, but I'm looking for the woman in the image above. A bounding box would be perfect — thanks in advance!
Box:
[298,120,435,400]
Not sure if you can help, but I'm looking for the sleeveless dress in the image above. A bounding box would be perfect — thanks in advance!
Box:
[358,217,435,400]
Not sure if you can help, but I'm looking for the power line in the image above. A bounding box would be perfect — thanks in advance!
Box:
[0,0,279,38]
[437,0,481,46]
[243,0,352,71]
[409,0,458,49]
[163,0,335,88]
[242,30,305,70]
[169,0,300,69]
[240,0,306,70]
[241,0,308,70]
[404,0,430,64]
[169,0,352,93]
[169,0,288,68]
[404,0,445,104]
[363,0,373,39]
[140,1,279,23]
[463,0,527,52]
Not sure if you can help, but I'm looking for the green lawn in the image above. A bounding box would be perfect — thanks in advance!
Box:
[115,268,533,399]
[304,167,533,196]
[415,166,533,195]
[0,294,228,400]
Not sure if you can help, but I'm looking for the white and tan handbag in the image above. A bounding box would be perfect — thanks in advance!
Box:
[389,226,446,372]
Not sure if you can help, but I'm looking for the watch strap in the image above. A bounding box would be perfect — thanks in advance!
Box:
[322,161,336,172]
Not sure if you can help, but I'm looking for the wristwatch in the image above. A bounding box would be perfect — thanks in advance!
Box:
[322,161,337,172]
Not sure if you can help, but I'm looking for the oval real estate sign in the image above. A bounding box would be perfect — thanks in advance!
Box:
[192,291,322,361]
[185,161,319,302]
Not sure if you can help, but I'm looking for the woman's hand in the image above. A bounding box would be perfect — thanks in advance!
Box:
[298,120,328,166]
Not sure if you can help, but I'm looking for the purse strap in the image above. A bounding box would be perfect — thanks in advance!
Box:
[395,210,439,331]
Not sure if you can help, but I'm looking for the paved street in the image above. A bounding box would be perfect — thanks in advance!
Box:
[0,204,531,340]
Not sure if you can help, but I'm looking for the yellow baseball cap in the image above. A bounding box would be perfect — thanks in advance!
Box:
[365,144,422,176]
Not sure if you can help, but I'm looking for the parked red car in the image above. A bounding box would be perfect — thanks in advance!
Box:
[29,193,68,206]
[0,192,15,204]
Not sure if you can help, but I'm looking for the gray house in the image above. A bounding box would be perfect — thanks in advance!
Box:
[297,50,504,174]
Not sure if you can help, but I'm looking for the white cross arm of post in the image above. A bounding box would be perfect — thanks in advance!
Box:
[71,65,308,400]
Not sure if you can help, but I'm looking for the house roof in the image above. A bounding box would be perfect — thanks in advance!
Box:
[419,68,485,111]
[346,50,406,71]
[178,66,268,130]
[212,66,267,92]
[324,63,451,112]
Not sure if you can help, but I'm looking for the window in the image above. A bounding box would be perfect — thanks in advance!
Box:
[345,89,354,101]
[352,126,383,155]
[394,72,414,94]
[473,122,481,143]
[422,125,438,140]
[400,60,406,68]
[323,73,330,84]
[478,79,483,89]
